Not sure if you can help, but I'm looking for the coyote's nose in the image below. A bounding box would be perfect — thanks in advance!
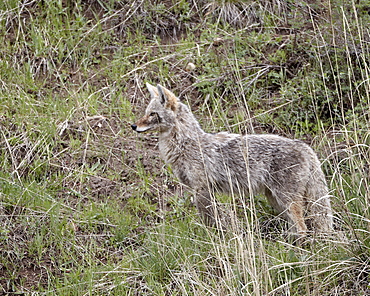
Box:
[131,124,137,131]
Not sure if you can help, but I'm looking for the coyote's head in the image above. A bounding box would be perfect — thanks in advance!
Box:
[131,83,179,133]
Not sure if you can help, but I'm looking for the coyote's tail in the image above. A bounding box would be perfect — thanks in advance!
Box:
[306,157,334,233]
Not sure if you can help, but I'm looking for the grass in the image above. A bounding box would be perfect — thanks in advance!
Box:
[0,0,370,294]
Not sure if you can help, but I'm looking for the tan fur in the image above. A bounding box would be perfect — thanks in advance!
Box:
[132,84,334,237]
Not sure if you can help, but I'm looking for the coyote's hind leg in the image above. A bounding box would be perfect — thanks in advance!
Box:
[265,189,308,237]
[287,201,308,237]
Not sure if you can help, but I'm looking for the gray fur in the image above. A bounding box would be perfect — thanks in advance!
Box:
[132,83,334,237]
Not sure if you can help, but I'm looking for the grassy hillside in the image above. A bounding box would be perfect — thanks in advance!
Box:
[0,0,369,294]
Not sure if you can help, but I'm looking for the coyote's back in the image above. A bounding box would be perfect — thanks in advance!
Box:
[132,83,333,237]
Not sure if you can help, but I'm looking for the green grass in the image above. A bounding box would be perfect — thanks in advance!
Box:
[0,0,370,294]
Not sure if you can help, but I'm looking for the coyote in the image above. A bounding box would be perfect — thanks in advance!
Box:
[132,83,333,237]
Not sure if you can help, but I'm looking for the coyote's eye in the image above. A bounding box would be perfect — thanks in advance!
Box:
[149,112,160,123]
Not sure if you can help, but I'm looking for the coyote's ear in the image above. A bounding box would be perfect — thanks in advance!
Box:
[157,84,179,112]
[146,82,159,98]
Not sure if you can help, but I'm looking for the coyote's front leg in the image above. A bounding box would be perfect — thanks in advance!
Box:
[195,190,231,230]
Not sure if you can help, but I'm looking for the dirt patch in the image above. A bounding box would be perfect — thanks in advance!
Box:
[55,113,168,201]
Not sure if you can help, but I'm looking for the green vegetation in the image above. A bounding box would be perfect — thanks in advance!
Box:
[0,0,369,294]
